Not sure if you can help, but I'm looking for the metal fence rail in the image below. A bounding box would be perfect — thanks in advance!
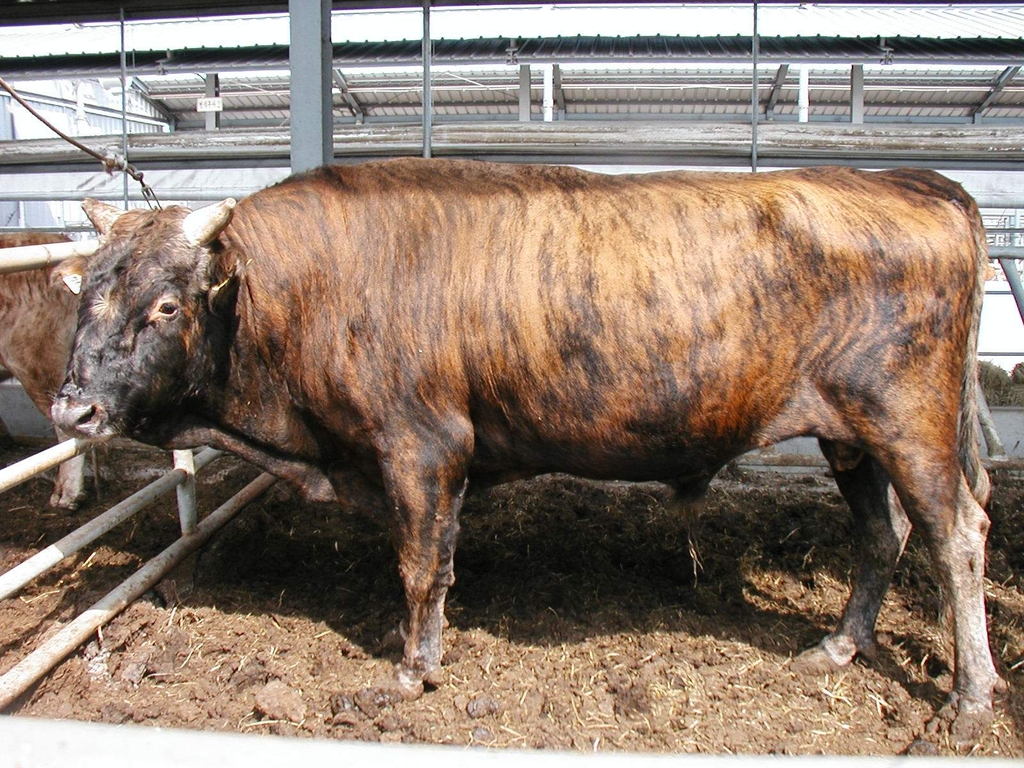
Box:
[0,238,98,274]
[0,438,91,496]
[0,447,223,602]
[0,473,275,710]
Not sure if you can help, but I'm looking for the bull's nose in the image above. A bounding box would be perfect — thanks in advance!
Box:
[51,397,109,438]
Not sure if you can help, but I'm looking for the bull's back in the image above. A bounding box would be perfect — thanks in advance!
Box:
[438,164,978,475]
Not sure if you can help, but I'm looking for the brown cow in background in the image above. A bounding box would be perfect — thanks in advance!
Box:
[0,231,86,509]
[51,159,1001,743]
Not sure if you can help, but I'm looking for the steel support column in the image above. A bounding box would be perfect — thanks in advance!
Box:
[553,64,565,120]
[542,64,554,122]
[519,64,531,122]
[204,74,220,131]
[288,0,332,173]
[422,0,432,158]
[850,64,864,124]
[750,0,759,171]
[798,67,809,123]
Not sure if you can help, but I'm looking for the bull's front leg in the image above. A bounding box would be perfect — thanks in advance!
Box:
[379,430,472,699]
[49,426,88,510]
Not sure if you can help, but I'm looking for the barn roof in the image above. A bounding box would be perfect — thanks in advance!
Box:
[2,4,1024,164]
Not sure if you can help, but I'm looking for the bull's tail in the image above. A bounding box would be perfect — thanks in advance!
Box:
[959,204,992,508]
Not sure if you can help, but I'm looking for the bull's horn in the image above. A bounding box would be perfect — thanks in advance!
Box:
[0,239,100,275]
[182,198,236,247]
[82,198,126,235]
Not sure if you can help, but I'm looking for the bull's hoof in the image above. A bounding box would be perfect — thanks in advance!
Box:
[49,489,85,512]
[394,660,444,700]
[926,692,995,747]
[394,663,426,701]
[791,633,871,676]
[422,665,445,688]
[791,646,844,676]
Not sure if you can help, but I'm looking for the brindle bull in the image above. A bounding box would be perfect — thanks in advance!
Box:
[49,159,1001,741]
[0,232,86,509]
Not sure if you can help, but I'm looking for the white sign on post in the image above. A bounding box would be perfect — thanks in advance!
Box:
[196,97,224,113]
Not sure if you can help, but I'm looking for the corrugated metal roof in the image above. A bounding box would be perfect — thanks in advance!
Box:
[756,4,1024,39]
[4,5,1024,56]
[3,34,1023,82]
[57,55,1016,129]
[2,7,1023,132]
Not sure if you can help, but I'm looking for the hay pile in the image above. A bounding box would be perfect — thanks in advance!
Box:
[979,360,1024,407]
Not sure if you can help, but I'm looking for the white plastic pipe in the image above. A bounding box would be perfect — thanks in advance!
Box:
[542,64,554,122]
[798,66,810,123]
[0,472,275,711]
[0,448,223,602]
[0,439,93,496]
[173,449,198,535]
[0,239,99,274]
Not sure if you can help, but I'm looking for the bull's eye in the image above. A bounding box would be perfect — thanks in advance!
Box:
[156,301,179,318]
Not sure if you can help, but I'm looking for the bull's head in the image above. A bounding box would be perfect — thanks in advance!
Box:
[51,198,237,442]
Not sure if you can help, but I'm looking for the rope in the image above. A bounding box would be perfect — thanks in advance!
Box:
[0,75,161,209]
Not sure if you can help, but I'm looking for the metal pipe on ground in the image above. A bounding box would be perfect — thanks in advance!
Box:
[0,448,223,602]
[977,382,1008,461]
[0,472,276,711]
[737,453,1024,471]
[0,438,93,496]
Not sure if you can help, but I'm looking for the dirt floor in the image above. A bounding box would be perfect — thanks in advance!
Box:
[1,440,1022,757]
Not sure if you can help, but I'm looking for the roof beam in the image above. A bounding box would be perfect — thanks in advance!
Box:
[7,121,1024,172]
[332,69,364,124]
[972,64,1021,121]
[5,36,1024,80]
[127,76,178,127]
[171,98,1024,116]
[765,64,789,121]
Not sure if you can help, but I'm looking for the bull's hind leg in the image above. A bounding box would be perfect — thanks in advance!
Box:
[872,446,1000,742]
[800,438,1000,741]
[895,464,1002,742]
[796,440,910,671]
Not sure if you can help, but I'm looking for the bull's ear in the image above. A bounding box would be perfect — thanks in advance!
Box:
[183,198,236,247]
[82,198,125,235]
[52,256,87,296]
[207,272,238,316]
[207,253,239,317]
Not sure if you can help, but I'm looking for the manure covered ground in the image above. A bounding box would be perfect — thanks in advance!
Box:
[1,441,1022,756]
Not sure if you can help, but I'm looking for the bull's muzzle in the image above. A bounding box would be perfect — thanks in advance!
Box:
[51,395,110,438]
